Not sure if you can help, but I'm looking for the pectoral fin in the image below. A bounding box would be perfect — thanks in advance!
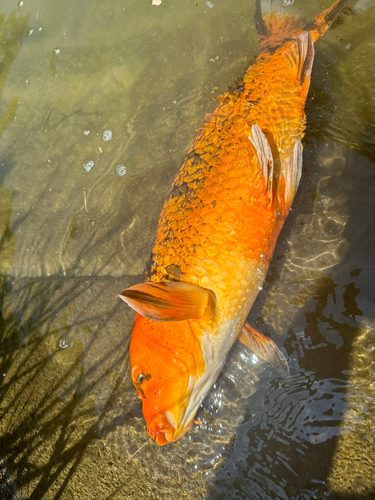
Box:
[119,281,216,322]
[239,323,289,375]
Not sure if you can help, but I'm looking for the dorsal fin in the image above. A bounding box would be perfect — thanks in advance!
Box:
[283,31,315,90]
[277,137,303,211]
[248,124,274,202]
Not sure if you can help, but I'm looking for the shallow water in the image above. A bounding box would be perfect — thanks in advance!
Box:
[0,0,374,499]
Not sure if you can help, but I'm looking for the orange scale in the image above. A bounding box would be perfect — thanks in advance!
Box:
[193,245,207,260]
[221,210,237,222]
[203,259,220,274]
[222,243,235,254]
[206,247,219,259]
[167,247,176,258]
[242,249,256,260]
[210,233,227,245]
[193,266,208,278]
[215,221,233,232]
[209,274,223,285]
[226,230,242,243]
[251,227,266,241]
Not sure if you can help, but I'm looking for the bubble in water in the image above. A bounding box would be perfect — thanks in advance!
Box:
[58,337,70,350]
[103,130,112,141]
[116,164,126,176]
[54,48,60,54]
[283,0,294,5]
[83,161,94,172]
[206,1,214,7]
[83,130,90,135]
[18,0,24,7]
[152,0,162,4]
[28,28,34,35]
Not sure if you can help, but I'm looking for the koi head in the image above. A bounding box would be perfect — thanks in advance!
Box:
[121,281,217,445]
[129,313,208,445]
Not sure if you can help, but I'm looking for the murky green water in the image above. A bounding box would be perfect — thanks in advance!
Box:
[0,0,374,498]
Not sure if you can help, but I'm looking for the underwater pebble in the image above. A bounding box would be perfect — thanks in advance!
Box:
[152,0,162,5]
[83,160,94,172]
[28,28,34,35]
[283,0,294,5]
[103,129,112,141]
[116,164,126,176]
[18,0,24,7]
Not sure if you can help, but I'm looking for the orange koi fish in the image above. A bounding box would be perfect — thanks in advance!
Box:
[120,0,348,445]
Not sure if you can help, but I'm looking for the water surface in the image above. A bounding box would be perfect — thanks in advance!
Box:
[0,0,374,499]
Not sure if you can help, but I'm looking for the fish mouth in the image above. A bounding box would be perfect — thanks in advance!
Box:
[147,413,193,446]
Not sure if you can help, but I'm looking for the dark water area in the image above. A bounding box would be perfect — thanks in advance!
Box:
[0,0,374,499]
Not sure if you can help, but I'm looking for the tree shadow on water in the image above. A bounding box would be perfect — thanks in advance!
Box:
[0,273,142,499]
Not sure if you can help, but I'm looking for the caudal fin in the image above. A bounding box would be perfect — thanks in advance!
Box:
[308,0,349,41]
[255,0,348,49]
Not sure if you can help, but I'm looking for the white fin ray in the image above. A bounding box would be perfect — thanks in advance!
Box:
[284,31,315,85]
[279,138,303,207]
[248,124,274,201]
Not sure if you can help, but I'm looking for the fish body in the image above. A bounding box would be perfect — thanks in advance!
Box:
[120,0,348,445]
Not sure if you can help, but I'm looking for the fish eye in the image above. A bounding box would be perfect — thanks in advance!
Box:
[131,365,144,386]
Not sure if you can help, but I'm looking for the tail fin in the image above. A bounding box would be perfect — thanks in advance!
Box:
[255,0,348,49]
[308,0,349,41]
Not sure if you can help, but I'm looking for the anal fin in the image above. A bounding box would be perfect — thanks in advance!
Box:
[239,323,289,375]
